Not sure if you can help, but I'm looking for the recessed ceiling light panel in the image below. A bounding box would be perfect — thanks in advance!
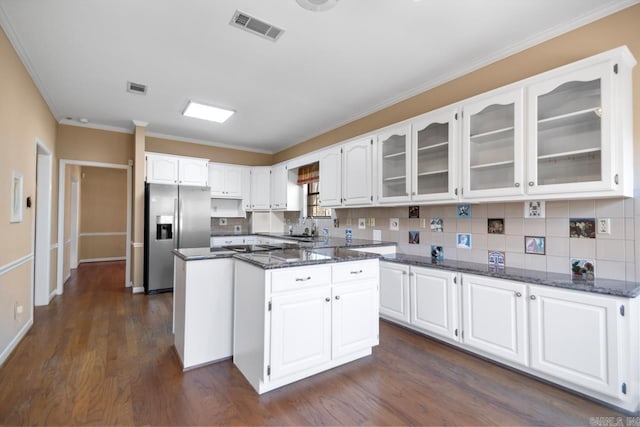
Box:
[183,101,235,123]
[296,0,339,12]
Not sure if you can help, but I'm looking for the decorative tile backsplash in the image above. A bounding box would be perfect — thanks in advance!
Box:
[333,198,636,281]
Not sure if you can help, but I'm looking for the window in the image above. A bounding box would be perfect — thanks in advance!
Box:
[307,182,331,218]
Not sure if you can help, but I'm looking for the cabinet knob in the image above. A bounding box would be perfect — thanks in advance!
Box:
[412,191,416,195]
[335,295,340,300]
[528,181,535,187]
[325,297,330,302]
[530,295,537,300]
[515,291,522,297]
[514,182,520,188]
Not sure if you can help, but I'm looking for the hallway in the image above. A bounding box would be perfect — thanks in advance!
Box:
[0,261,624,425]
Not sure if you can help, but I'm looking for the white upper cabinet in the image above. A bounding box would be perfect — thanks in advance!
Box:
[208,162,242,198]
[241,167,251,211]
[461,89,525,200]
[377,124,411,204]
[526,50,635,197]
[250,167,271,210]
[412,107,459,202]
[342,136,374,206]
[318,146,342,207]
[146,153,179,184]
[270,164,301,211]
[146,153,208,186]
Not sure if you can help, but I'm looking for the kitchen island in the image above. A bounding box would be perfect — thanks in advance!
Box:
[233,247,380,394]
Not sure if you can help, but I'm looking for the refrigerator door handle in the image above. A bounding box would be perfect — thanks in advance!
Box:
[174,197,179,249]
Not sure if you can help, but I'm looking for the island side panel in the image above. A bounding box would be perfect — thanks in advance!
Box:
[233,260,268,392]
[184,258,234,368]
[173,257,187,366]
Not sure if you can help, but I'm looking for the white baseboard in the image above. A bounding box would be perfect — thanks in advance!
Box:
[0,318,33,367]
[132,286,144,294]
[48,289,57,303]
[79,257,126,263]
[64,272,71,283]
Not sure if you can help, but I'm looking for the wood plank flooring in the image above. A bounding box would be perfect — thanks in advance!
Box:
[0,261,625,426]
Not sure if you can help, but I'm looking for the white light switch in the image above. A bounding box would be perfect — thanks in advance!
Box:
[372,229,382,241]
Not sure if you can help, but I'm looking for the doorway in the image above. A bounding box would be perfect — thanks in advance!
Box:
[57,160,132,295]
[34,140,52,306]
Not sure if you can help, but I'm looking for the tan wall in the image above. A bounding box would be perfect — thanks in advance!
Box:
[0,25,57,361]
[146,136,273,166]
[79,235,126,261]
[78,166,127,261]
[273,5,640,164]
[56,125,134,165]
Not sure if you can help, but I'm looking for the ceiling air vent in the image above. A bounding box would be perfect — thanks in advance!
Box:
[230,10,284,42]
[127,81,147,95]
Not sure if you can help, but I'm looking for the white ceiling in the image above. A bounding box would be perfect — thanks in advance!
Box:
[0,0,636,154]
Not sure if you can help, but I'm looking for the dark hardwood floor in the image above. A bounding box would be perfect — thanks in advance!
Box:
[0,261,624,426]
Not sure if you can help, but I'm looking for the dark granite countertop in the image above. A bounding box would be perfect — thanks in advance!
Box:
[234,247,379,270]
[173,247,237,261]
[255,233,397,249]
[382,253,640,298]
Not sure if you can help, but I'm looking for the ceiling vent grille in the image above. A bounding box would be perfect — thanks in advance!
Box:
[127,81,147,95]
[230,10,284,42]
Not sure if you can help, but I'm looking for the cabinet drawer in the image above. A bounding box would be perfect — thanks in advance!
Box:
[332,260,378,284]
[271,265,331,293]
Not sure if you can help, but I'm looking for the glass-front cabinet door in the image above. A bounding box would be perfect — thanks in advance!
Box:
[377,124,411,203]
[411,108,458,202]
[462,89,524,200]
[526,63,613,195]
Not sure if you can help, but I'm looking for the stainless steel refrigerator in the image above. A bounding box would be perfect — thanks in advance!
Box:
[144,183,210,294]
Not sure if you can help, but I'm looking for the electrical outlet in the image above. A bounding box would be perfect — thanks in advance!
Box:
[234,225,241,233]
[597,218,611,234]
[219,218,227,225]
[369,217,375,227]
[358,218,366,229]
[420,218,426,228]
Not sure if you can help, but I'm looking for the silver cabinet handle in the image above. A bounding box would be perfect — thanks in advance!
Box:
[350,270,363,275]
[528,181,535,186]
[335,295,341,300]
[325,297,330,302]
[530,295,537,300]
[515,292,522,297]
[295,276,311,282]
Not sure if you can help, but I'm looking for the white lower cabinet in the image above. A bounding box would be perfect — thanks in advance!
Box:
[234,259,379,394]
[270,287,332,381]
[379,262,410,323]
[528,284,626,399]
[378,264,638,412]
[462,274,528,366]
[411,266,459,342]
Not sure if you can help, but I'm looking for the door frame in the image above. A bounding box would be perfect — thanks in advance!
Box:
[69,178,79,270]
[34,139,52,306]
[56,159,132,295]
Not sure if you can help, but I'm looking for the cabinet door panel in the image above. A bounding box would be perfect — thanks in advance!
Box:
[342,138,373,206]
[527,63,613,195]
[461,90,524,199]
[377,124,411,203]
[411,267,459,341]
[270,288,332,380]
[208,163,226,195]
[146,154,179,184]
[179,158,209,186]
[379,262,410,323]
[463,274,527,365]
[412,108,458,202]
[529,285,623,398]
[332,281,379,359]
[250,167,271,210]
[318,147,342,207]
[225,165,243,197]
